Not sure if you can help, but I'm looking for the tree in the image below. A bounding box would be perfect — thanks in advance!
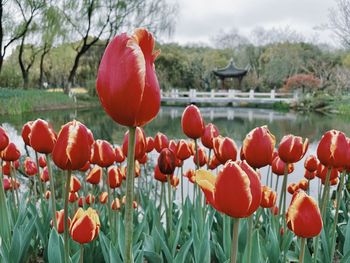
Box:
[328,0,350,48]
[283,74,321,93]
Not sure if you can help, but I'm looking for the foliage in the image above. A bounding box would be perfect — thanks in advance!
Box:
[283,74,321,93]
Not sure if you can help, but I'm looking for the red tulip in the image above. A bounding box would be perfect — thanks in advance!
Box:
[38,156,47,168]
[21,121,33,146]
[208,155,220,170]
[3,177,11,191]
[213,136,237,164]
[29,119,57,154]
[114,146,125,163]
[122,127,146,160]
[99,192,108,204]
[157,148,176,175]
[196,160,261,218]
[168,140,177,153]
[278,135,308,163]
[52,210,71,234]
[96,28,161,127]
[86,166,102,185]
[176,139,192,161]
[134,160,141,177]
[112,198,121,210]
[108,166,123,188]
[24,157,38,176]
[70,208,100,244]
[181,105,205,139]
[304,155,319,172]
[146,137,155,153]
[70,176,81,193]
[1,142,20,161]
[137,153,148,164]
[154,164,168,182]
[304,170,316,180]
[154,132,168,153]
[201,123,219,149]
[298,179,309,191]
[121,196,138,208]
[286,191,322,238]
[242,126,276,169]
[45,190,51,199]
[52,120,93,170]
[2,161,11,176]
[78,197,84,207]
[329,177,339,186]
[90,140,116,167]
[185,169,196,184]
[260,186,277,208]
[272,156,294,176]
[192,146,208,167]
[79,161,91,172]
[69,192,79,203]
[40,167,49,182]
[317,130,348,168]
[171,176,180,188]
[85,194,95,205]
[316,164,339,181]
[0,127,9,151]
[287,183,299,195]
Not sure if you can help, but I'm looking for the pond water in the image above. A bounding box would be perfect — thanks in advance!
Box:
[2,106,350,202]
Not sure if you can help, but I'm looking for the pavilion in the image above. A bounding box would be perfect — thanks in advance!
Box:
[213,59,249,89]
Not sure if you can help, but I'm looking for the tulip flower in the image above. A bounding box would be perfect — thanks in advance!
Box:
[69,192,79,203]
[185,169,196,184]
[201,123,219,149]
[260,186,277,208]
[304,155,319,172]
[154,164,168,183]
[38,156,47,168]
[298,179,308,191]
[208,155,220,170]
[157,148,176,175]
[145,136,155,153]
[286,191,322,237]
[29,119,57,154]
[24,157,38,176]
[278,135,309,164]
[78,197,84,207]
[242,126,276,169]
[70,208,100,244]
[111,198,121,210]
[181,105,205,139]
[304,170,316,180]
[40,167,49,182]
[114,146,125,163]
[90,140,116,167]
[1,142,20,161]
[52,120,93,171]
[287,183,299,195]
[171,176,180,188]
[272,157,294,176]
[79,161,91,172]
[21,121,33,146]
[168,140,177,153]
[70,176,81,193]
[96,28,161,127]
[137,153,148,164]
[154,132,169,153]
[86,166,102,185]
[176,139,192,161]
[0,127,9,151]
[99,192,108,204]
[45,190,51,200]
[122,127,147,160]
[192,146,208,167]
[51,210,71,234]
[213,136,238,164]
[3,177,12,191]
[85,194,95,205]
[108,166,123,188]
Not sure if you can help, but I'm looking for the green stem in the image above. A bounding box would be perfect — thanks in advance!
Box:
[266,165,270,186]
[181,165,184,206]
[167,175,172,236]
[330,170,346,260]
[105,168,115,244]
[35,152,44,200]
[125,126,136,263]
[230,218,240,263]
[46,154,57,229]
[11,162,19,207]
[279,164,289,218]
[64,169,72,263]
[299,238,306,263]
[274,175,280,193]
[79,244,84,263]
[246,215,254,263]
[159,182,164,213]
[0,160,11,244]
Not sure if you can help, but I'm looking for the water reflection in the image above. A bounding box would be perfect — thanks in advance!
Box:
[1,106,349,201]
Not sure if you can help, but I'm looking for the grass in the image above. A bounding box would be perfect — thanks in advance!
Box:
[0,88,99,115]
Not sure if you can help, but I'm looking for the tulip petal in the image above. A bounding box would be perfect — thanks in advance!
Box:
[195,170,216,207]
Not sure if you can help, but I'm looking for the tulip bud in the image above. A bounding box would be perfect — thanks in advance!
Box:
[108,166,123,188]
[24,157,38,176]
[154,132,168,153]
[278,135,308,163]
[317,130,348,168]
[86,166,102,185]
[90,140,116,167]
[171,176,180,188]
[298,178,309,191]
[3,177,11,191]
[69,192,79,203]
[192,146,208,167]
[122,127,147,159]
[70,176,81,193]
[51,210,70,234]
[286,191,322,238]
[85,194,95,205]
[287,183,299,195]
[96,28,161,127]
[1,142,21,161]
[99,192,108,204]
[78,197,84,207]
[260,186,277,208]
[157,148,176,175]
[29,119,57,154]
[304,170,316,180]
[176,139,192,161]
[111,198,121,210]
[181,105,205,139]
[304,155,319,172]
[70,208,100,243]
[52,120,93,170]
[213,136,238,164]
[41,167,49,182]
[242,126,276,169]
[21,121,33,146]
[201,123,219,149]
[196,160,261,218]
[38,156,47,168]
[45,190,51,200]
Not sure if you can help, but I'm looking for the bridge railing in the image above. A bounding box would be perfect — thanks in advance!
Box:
[161,89,296,101]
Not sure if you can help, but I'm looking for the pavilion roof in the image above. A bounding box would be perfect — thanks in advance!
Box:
[213,59,248,78]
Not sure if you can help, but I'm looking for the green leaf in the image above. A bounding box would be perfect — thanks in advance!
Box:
[154,226,172,262]
[174,237,193,263]
[48,228,65,263]
[344,219,350,256]
[340,249,350,263]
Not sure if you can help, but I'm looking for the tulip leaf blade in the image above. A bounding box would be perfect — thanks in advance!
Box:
[344,219,350,256]
[174,237,193,263]
[154,224,172,262]
[48,228,65,263]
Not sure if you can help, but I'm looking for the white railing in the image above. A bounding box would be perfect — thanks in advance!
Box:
[161,89,297,104]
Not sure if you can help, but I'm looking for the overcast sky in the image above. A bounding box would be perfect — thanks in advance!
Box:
[162,0,339,46]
